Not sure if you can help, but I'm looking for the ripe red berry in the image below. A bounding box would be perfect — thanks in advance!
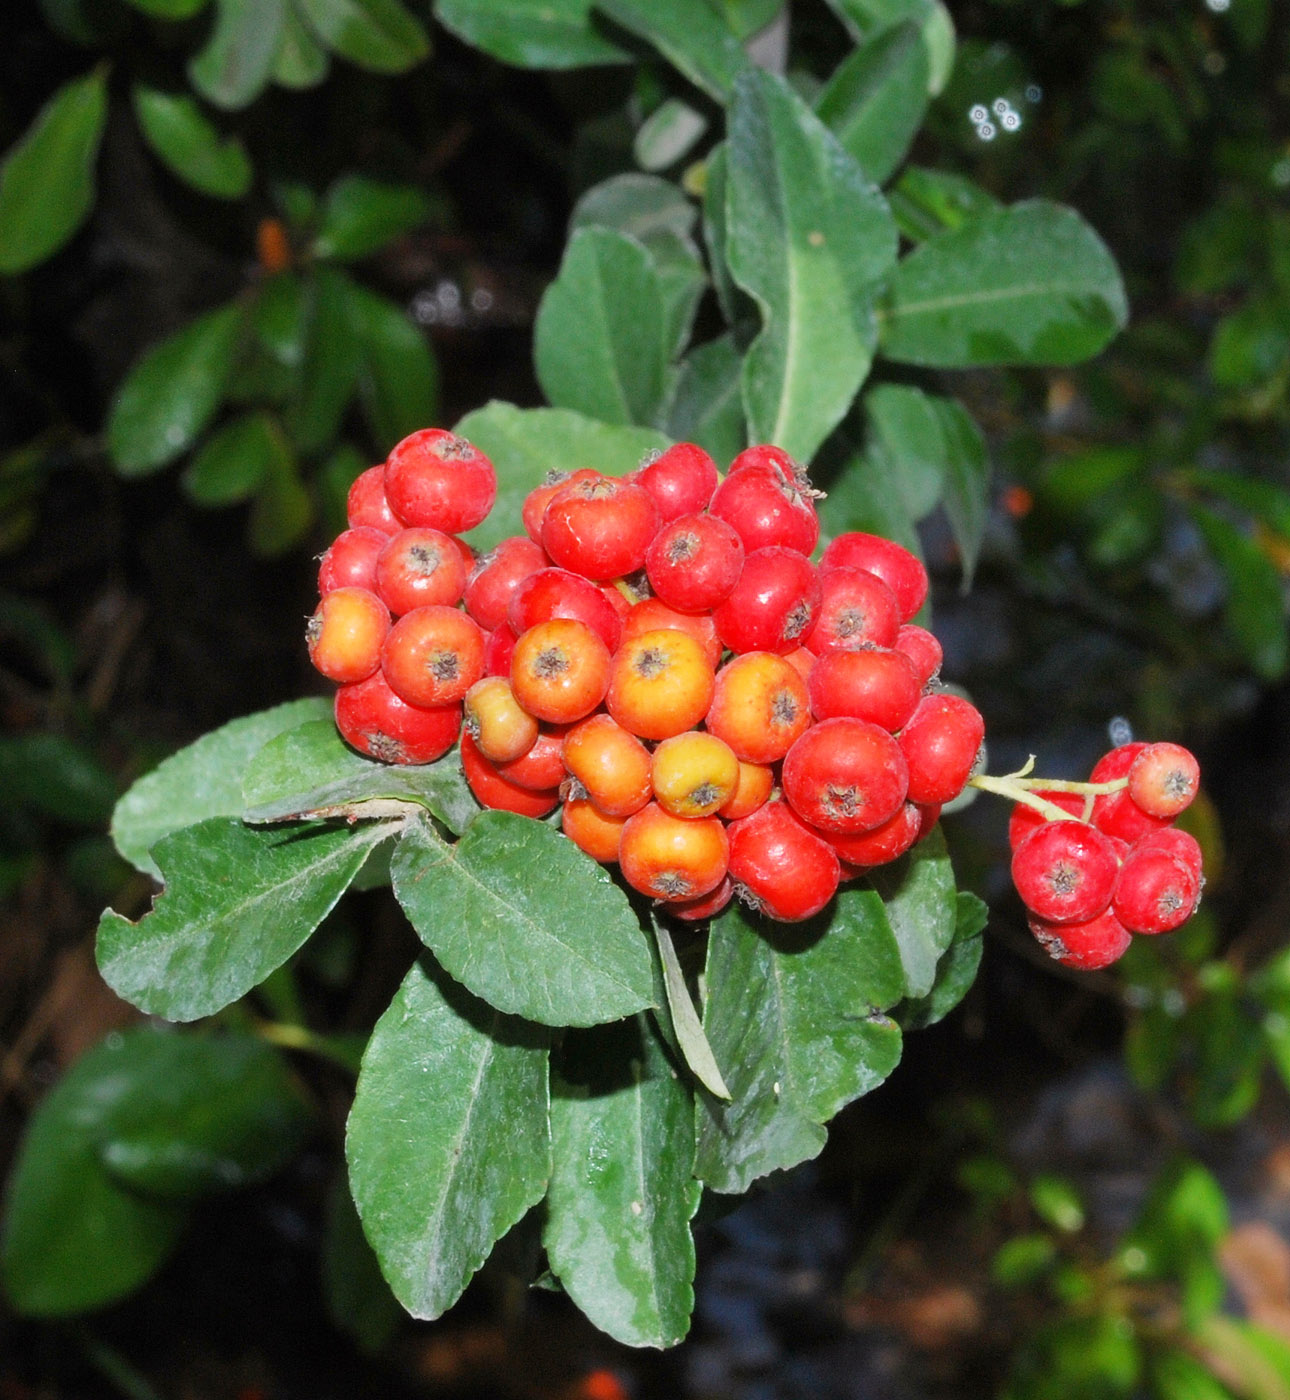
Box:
[709,458,819,555]
[1089,743,1172,844]
[381,605,485,708]
[1028,908,1132,971]
[728,800,841,923]
[521,468,601,543]
[384,428,497,534]
[633,443,719,521]
[667,874,736,923]
[482,623,518,678]
[1134,826,1203,880]
[375,528,469,616]
[898,694,984,804]
[509,567,623,653]
[1127,742,1200,819]
[713,546,820,654]
[307,587,390,684]
[819,533,928,622]
[821,800,924,869]
[459,732,559,818]
[347,465,401,535]
[1113,845,1201,934]
[807,647,922,732]
[893,623,942,688]
[1007,791,1088,849]
[1011,820,1119,924]
[541,476,661,581]
[334,671,461,765]
[802,567,901,655]
[463,535,548,632]
[644,513,744,613]
[782,717,909,835]
[318,526,387,595]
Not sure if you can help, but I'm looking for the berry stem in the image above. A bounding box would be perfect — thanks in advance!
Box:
[967,769,1129,821]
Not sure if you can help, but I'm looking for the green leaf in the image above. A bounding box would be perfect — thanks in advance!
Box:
[571,172,698,245]
[189,0,287,110]
[635,98,708,172]
[313,176,433,261]
[1208,296,1290,392]
[667,333,747,471]
[815,420,921,555]
[822,0,955,94]
[344,284,439,450]
[0,69,108,275]
[992,1234,1057,1289]
[246,418,311,555]
[97,816,394,1020]
[652,918,730,1098]
[648,230,708,361]
[1149,1349,1237,1400]
[0,732,116,826]
[111,697,330,878]
[1,1031,190,1316]
[346,957,549,1320]
[702,142,742,327]
[391,813,656,1027]
[815,23,928,185]
[284,268,361,455]
[726,69,898,463]
[274,1,331,87]
[1030,1174,1085,1233]
[898,889,986,1030]
[1189,503,1288,679]
[593,0,749,101]
[534,227,671,429]
[96,1031,312,1198]
[242,720,476,834]
[131,86,252,199]
[864,824,959,998]
[181,411,278,505]
[1187,471,1290,540]
[295,0,430,72]
[545,1018,700,1348]
[888,165,1001,243]
[453,401,669,552]
[121,0,209,14]
[435,0,629,68]
[107,302,246,477]
[877,201,1128,368]
[322,1171,402,1353]
[694,891,905,1194]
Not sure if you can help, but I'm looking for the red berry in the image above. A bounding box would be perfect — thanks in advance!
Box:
[463,535,548,632]
[375,528,469,616]
[1011,820,1119,924]
[1008,791,1088,849]
[821,800,924,869]
[819,533,928,622]
[521,468,601,543]
[347,465,400,536]
[384,428,496,534]
[1134,826,1203,880]
[802,567,901,654]
[459,732,559,818]
[1127,743,1200,819]
[482,623,518,678]
[807,647,922,732]
[541,476,661,581]
[893,623,942,687]
[728,800,841,923]
[1029,908,1132,971]
[667,874,735,923]
[509,567,623,653]
[318,526,387,595]
[898,694,984,804]
[1113,846,1201,934]
[334,672,462,765]
[633,443,719,521]
[381,605,485,707]
[781,717,909,835]
[709,458,819,556]
[713,546,820,654]
[645,513,744,613]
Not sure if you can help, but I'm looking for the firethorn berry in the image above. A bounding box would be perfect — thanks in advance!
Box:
[782,647,815,683]
[1007,791,1088,849]
[667,874,735,922]
[561,713,652,817]
[318,526,387,595]
[459,732,559,818]
[492,724,569,791]
[822,800,924,869]
[898,693,985,805]
[807,648,922,732]
[561,797,629,864]
[307,587,390,684]
[714,546,820,655]
[1127,742,1200,819]
[618,803,730,902]
[1113,845,1201,934]
[384,428,497,534]
[728,443,807,482]
[381,605,484,708]
[621,598,722,670]
[1028,908,1132,971]
[598,581,635,624]
[894,623,943,688]
[718,758,775,821]
[347,465,401,535]
[607,628,716,741]
[633,442,719,521]
[510,618,611,725]
[1089,744,1171,844]
[482,624,518,678]
[463,676,540,765]
[707,651,811,764]
[651,732,740,819]
[644,513,744,613]
[540,475,661,581]
[802,567,902,655]
[375,528,468,616]
[727,800,841,923]
[509,567,623,653]
[782,718,909,835]
[1011,820,1120,924]
[463,536,548,632]
[709,456,819,555]
[334,671,461,766]
[1135,826,1203,880]
[521,468,601,543]
[818,533,929,623]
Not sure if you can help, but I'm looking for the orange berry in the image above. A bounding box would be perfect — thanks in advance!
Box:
[463,676,539,764]
[606,628,715,741]
[510,618,611,724]
[381,605,484,707]
[306,586,390,683]
[619,803,729,902]
[561,797,629,864]
[651,732,739,819]
[718,758,775,821]
[706,651,810,763]
[621,597,722,669]
[561,713,652,817]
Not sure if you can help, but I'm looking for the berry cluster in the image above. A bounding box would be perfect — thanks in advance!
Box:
[1003,741,1203,970]
[307,429,987,923]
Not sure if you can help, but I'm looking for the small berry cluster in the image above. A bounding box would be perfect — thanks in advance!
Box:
[1002,742,1203,971]
[307,429,986,923]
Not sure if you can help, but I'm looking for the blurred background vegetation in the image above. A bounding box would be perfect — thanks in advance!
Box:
[2,0,1289,1395]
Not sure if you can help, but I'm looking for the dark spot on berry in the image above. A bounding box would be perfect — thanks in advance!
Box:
[667,532,700,564]
[410,544,442,575]
[534,646,569,678]
[635,646,667,679]
[654,871,693,898]
[1032,926,1069,961]
[771,688,800,726]
[305,614,323,646]
[427,649,461,682]
[688,782,721,810]
[366,732,407,763]
[784,601,813,641]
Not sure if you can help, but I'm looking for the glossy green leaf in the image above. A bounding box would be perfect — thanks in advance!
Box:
[96,1032,312,1198]
[0,732,116,826]
[571,172,697,244]
[635,98,708,172]
[0,69,107,274]
[98,816,394,1020]
[111,697,329,878]
[295,0,430,72]
[815,23,928,184]
[534,227,671,429]
[593,0,749,100]
[392,813,655,1027]
[727,69,897,463]
[181,411,277,505]
[189,0,287,110]
[862,383,944,519]
[454,402,668,552]
[274,1,331,87]
[284,268,361,454]
[667,333,747,466]
[1,1032,189,1316]
[346,957,549,1319]
[1189,503,1288,679]
[345,284,439,450]
[435,0,628,68]
[131,86,252,199]
[545,1018,700,1348]
[243,720,475,834]
[1208,296,1290,392]
[651,918,730,1099]
[246,418,311,555]
[313,176,433,261]
[898,890,986,1030]
[107,303,246,476]
[888,164,1001,242]
[823,0,955,94]
[694,891,905,1194]
[877,201,1128,368]
[864,825,958,998]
